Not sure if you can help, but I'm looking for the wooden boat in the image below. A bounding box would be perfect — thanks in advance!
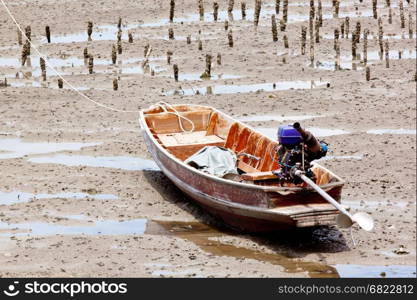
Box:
[139,104,345,232]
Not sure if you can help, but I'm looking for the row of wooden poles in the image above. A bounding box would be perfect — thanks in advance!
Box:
[14,0,416,89]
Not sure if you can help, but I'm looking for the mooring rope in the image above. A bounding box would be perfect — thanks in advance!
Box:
[151,101,195,133]
[0,0,140,113]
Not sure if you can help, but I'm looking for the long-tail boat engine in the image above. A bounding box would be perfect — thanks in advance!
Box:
[272,122,328,184]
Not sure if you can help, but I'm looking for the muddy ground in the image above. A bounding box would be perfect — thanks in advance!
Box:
[0,0,416,277]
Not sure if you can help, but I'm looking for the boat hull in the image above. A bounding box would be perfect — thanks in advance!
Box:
[140,117,343,232]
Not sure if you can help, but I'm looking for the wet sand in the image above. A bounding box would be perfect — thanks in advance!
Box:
[0,0,416,277]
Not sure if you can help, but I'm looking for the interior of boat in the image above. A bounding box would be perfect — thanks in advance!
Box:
[143,105,336,187]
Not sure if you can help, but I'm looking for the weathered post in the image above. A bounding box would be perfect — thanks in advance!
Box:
[224,20,229,31]
[112,44,117,64]
[254,0,262,28]
[228,0,234,20]
[173,64,179,81]
[334,28,339,50]
[213,2,219,21]
[45,26,51,43]
[366,66,370,81]
[113,78,118,91]
[40,57,46,81]
[25,25,31,41]
[17,29,22,45]
[275,0,280,14]
[58,78,63,89]
[341,22,345,38]
[198,39,203,50]
[167,51,173,65]
[318,0,323,27]
[118,17,122,29]
[117,40,122,54]
[335,39,340,70]
[283,0,288,23]
[272,15,278,42]
[87,21,93,41]
[334,0,339,18]
[363,29,368,65]
[217,53,222,65]
[21,42,30,66]
[351,32,357,60]
[117,29,122,42]
[399,0,405,29]
[198,0,204,21]
[315,18,320,43]
[228,29,233,47]
[204,54,212,78]
[385,40,389,67]
[372,0,377,19]
[170,0,175,22]
[88,55,94,74]
[388,7,392,24]
[280,19,286,31]
[301,25,307,55]
[128,31,133,43]
[187,35,191,44]
[378,18,384,60]
[408,10,413,38]
[345,17,350,38]
[355,21,361,44]
[241,2,246,20]
[283,34,289,48]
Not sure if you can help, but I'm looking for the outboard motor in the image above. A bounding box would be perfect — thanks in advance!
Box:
[273,122,328,184]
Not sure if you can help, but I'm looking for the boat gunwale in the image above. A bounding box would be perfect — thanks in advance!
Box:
[139,104,345,193]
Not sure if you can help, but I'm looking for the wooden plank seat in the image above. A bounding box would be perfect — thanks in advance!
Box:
[157,131,225,161]
[240,171,277,181]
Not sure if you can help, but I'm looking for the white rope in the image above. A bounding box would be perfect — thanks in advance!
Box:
[0,0,140,114]
[151,101,195,133]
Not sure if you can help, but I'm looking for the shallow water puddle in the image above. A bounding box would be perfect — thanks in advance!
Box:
[342,199,409,210]
[0,138,100,160]
[0,219,147,236]
[27,154,160,171]
[318,155,363,161]
[0,191,117,205]
[239,114,321,122]
[166,73,243,81]
[366,129,416,135]
[167,80,328,96]
[334,264,416,278]
[257,127,350,139]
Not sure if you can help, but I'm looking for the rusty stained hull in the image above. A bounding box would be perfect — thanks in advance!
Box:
[140,117,343,233]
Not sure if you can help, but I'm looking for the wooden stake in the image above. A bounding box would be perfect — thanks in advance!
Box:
[228,0,234,20]
[315,18,320,43]
[399,0,405,29]
[409,10,414,39]
[275,0,280,14]
[87,21,93,41]
[309,0,315,22]
[213,2,219,21]
[128,31,133,43]
[117,29,122,42]
[378,18,384,60]
[17,29,22,45]
[224,20,229,31]
[241,2,246,20]
[372,0,377,19]
[187,35,191,44]
[254,0,262,28]
[204,54,212,78]
[112,44,117,64]
[341,22,345,38]
[21,42,30,66]
[198,0,204,21]
[217,53,222,65]
[398,50,402,59]
[351,32,357,60]
[355,21,361,44]
[45,26,51,43]
[280,19,286,31]
[228,29,233,47]
[334,28,339,50]
[83,48,89,60]
[345,17,349,38]
[168,28,174,40]
[117,40,122,54]
[363,29,368,65]
[385,40,389,68]
[173,64,179,81]
[118,17,122,29]
[58,78,63,89]
[170,0,175,22]
[271,15,278,42]
[283,34,289,48]
[113,78,118,91]
[88,55,94,74]
[167,51,173,65]
[40,57,46,81]
[283,0,288,23]
[198,39,203,50]
[366,66,370,81]
[25,25,31,41]
[334,0,339,18]
[301,25,307,55]
[318,0,323,27]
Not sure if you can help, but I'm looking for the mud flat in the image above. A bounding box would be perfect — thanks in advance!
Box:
[0,0,415,277]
